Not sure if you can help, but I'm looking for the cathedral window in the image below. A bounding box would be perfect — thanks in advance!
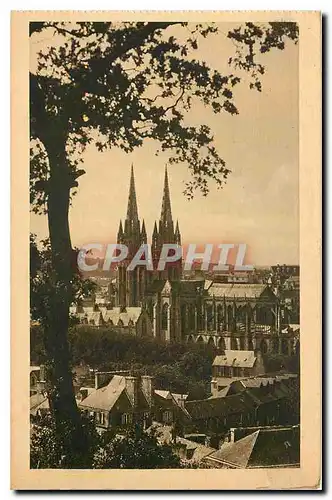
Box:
[161,303,169,330]
[206,304,214,330]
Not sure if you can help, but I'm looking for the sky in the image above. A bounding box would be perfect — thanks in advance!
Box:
[30,23,299,266]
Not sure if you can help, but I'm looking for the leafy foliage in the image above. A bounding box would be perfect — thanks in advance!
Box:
[228,21,298,91]
[30,21,298,209]
[30,413,100,468]
[31,325,216,396]
[263,351,300,374]
[31,415,180,469]
[94,425,180,469]
[30,233,96,327]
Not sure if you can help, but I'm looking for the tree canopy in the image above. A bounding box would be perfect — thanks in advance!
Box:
[30,21,298,209]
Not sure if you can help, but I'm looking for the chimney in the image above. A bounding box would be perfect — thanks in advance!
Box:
[141,375,154,408]
[95,371,113,390]
[125,376,138,408]
[79,388,89,401]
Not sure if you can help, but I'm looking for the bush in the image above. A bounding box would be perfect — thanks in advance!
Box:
[30,415,181,469]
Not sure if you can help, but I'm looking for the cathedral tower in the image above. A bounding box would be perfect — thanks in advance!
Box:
[117,165,147,307]
[152,166,182,281]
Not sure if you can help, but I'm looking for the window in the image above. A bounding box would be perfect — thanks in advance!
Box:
[162,303,169,330]
[121,413,132,425]
[100,412,105,425]
[163,411,173,423]
[206,304,214,330]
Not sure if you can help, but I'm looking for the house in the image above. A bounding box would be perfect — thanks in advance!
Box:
[211,350,265,396]
[227,272,251,284]
[30,366,40,395]
[78,374,154,429]
[154,390,189,425]
[203,425,300,469]
[184,373,299,443]
[30,365,46,396]
[78,372,189,430]
[71,304,153,337]
[185,392,256,444]
[29,368,190,430]
[30,392,49,417]
[225,374,300,427]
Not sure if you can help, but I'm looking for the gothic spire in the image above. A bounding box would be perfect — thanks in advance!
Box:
[141,219,147,243]
[126,163,139,223]
[152,221,158,238]
[117,220,123,241]
[160,165,173,227]
[175,219,181,244]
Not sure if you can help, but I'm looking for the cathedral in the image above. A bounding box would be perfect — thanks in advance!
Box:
[116,164,182,309]
[110,165,299,356]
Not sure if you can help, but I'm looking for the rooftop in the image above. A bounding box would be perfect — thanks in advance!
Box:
[185,393,254,420]
[213,350,256,368]
[207,283,273,299]
[205,426,300,468]
[79,375,126,411]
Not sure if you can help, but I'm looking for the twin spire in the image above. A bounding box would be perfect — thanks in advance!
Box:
[126,163,172,225]
[118,164,181,246]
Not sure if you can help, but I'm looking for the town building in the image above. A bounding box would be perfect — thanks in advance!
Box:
[271,264,300,278]
[70,304,153,337]
[184,372,299,444]
[211,350,265,396]
[30,365,46,396]
[77,372,188,431]
[30,366,299,461]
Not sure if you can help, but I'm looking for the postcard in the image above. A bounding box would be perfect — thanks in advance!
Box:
[11,10,321,490]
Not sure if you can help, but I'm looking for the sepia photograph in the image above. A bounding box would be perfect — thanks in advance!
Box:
[11,10,321,490]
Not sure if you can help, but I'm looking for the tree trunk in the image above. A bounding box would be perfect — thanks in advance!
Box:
[43,138,89,464]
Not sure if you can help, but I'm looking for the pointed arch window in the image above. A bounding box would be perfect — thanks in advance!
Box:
[162,303,169,330]
[181,303,187,333]
[206,304,214,331]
